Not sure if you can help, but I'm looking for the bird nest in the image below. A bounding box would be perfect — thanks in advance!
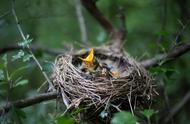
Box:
[52,50,157,114]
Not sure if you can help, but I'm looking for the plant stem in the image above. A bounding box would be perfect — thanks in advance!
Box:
[11,0,54,90]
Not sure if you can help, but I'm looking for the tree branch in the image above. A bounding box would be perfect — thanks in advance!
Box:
[0,92,58,116]
[80,0,116,35]
[141,42,190,69]
[80,0,126,51]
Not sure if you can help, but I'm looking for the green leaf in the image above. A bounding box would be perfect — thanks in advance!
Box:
[55,116,74,124]
[18,35,33,47]
[71,107,84,117]
[15,79,28,87]
[10,65,29,79]
[12,50,25,61]
[140,109,158,119]
[111,111,138,124]
[14,76,23,83]
[23,54,32,62]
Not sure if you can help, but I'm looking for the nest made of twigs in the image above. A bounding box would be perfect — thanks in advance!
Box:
[52,51,157,113]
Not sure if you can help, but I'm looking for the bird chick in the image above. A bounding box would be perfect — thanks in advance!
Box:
[79,48,99,73]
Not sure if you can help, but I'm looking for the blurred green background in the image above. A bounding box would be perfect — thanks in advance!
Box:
[0,0,190,124]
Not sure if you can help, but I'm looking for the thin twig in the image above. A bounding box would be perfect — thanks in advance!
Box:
[128,82,134,116]
[0,10,11,19]
[74,0,88,44]
[111,104,122,112]
[173,20,189,44]
[11,0,54,90]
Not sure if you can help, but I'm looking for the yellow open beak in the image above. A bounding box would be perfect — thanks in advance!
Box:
[79,48,94,63]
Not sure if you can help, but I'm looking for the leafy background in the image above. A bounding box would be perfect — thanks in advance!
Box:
[0,0,190,124]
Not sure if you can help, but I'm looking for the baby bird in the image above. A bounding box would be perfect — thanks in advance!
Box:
[79,48,99,73]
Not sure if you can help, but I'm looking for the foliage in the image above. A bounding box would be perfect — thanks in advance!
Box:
[55,115,74,124]
[0,55,29,124]
[111,111,138,124]
[140,109,158,119]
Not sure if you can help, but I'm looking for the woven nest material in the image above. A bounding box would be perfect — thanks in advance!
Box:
[52,52,156,112]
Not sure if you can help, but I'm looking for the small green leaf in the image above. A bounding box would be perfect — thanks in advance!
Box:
[10,65,29,79]
[18,35,33,47]
[15,79,28,87]
[140,109,158,119]
[23,54,32,62]
[12,50,25,61]
[15,76,23,83]
[111,111,138,124]
[71,107,84,117]
[55,116,74,124]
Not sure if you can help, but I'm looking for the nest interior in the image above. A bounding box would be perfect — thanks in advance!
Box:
[52,51,156,115]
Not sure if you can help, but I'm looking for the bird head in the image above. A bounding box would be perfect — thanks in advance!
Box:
[79,48,96,69]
